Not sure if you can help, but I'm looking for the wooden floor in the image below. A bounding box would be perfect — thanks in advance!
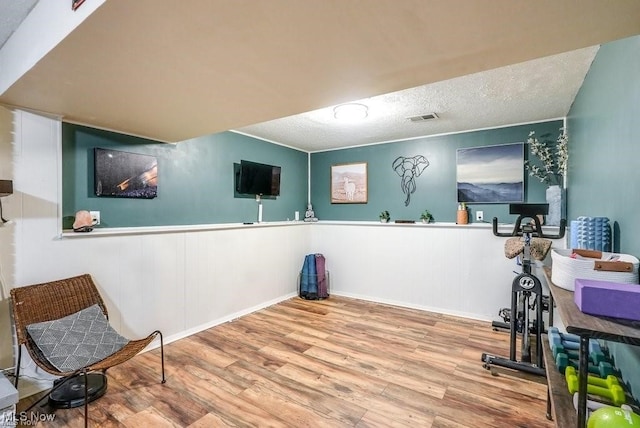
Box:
[17,296,554,427]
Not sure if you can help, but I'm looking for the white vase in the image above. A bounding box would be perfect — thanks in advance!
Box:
[546,185,565,226]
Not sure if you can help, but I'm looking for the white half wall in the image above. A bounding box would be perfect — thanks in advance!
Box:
[310,222,524,321]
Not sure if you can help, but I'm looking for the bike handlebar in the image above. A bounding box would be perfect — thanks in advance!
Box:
[492,216,566,239]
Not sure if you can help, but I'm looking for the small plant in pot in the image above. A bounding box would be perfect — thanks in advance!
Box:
[420,210,434,224]
[379,210,391,223]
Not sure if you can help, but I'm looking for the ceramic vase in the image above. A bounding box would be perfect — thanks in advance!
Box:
[546,185,565,226]
[456,209,468,225]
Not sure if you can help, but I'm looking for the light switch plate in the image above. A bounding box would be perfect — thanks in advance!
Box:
[90,211,100,225]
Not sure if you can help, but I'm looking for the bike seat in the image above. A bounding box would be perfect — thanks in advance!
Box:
[504,237,552,261]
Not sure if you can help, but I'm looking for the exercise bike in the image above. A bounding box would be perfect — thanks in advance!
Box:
[481,203,566,376]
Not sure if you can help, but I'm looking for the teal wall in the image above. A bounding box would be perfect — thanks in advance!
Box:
[310,121,563,224]
[567,36,640,256]
[62,124,308,227]
[567,35,640,399]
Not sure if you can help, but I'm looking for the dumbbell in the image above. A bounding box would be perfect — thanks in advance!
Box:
[548,328,608,361]
[555,352,617,378]
[551,344,608,367]
[551,342,608,366]
[548,327,606,355]
[565,366,626,406]
[548,326,580,340]
[572,392,612,413]
[548,327,581,350]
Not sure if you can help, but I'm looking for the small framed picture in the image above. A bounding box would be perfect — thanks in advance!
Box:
[331,162,368,204]
[72,0,86,11]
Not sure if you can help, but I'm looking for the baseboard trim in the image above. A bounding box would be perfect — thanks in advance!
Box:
[330,291,494,323]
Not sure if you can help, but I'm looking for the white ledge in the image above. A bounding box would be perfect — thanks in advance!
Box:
[59,221,308,238]
[58,219,562,238]
[312,221,564,238]
[315,220,492,228]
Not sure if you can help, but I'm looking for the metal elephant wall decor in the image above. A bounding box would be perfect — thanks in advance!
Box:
[392,155,429,206]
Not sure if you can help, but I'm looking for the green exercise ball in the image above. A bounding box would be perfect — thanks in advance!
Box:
[588,406,640,428]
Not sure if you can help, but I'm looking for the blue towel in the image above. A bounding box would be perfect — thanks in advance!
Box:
[300,253,322,298]
[307,254,317,295]
[300,254,311,295]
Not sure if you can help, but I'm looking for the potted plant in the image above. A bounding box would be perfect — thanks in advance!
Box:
[420,210,434,224]
[379,210,390,223]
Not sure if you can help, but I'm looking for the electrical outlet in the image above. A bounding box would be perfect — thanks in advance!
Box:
[476,211,484,222]
[90,211,100,225]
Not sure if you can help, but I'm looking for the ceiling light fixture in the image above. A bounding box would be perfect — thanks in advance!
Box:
[333,103,368,121]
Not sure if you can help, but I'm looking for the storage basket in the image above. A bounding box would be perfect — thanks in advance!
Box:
[551,248,639,291]
[298,271,330,300]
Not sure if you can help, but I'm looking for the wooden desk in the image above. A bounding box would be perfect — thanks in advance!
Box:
[543,267,640,427]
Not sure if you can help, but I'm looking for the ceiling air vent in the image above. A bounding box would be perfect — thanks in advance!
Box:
[407,113,439,122]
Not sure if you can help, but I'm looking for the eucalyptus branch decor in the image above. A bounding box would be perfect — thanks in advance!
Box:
[525,128,568,187]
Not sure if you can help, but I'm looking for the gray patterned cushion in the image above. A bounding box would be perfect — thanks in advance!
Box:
[26,304,129,372]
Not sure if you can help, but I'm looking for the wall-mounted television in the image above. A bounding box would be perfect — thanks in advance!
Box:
[95,148,158,199]
[236,160,281,196]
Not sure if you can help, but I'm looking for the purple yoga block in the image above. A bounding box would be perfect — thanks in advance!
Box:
[574,278,640,321]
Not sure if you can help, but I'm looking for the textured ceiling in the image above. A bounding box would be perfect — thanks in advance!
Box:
[0,0,38,50]
[237,46,599,151]
[0,1,638,151]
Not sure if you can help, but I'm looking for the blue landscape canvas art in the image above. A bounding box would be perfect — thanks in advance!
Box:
[456,142,524,203]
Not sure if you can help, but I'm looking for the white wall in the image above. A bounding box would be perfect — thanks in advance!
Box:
[0,106,16,369]
[310,222,532,321]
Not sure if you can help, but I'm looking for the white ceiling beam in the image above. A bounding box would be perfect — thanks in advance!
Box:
[0,0,106,95]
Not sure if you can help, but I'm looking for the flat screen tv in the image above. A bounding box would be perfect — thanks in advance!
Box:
[236,160,281,196]
[94,148,158,199]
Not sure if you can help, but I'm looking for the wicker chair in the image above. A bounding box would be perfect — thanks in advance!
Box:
[10,273,165,426]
